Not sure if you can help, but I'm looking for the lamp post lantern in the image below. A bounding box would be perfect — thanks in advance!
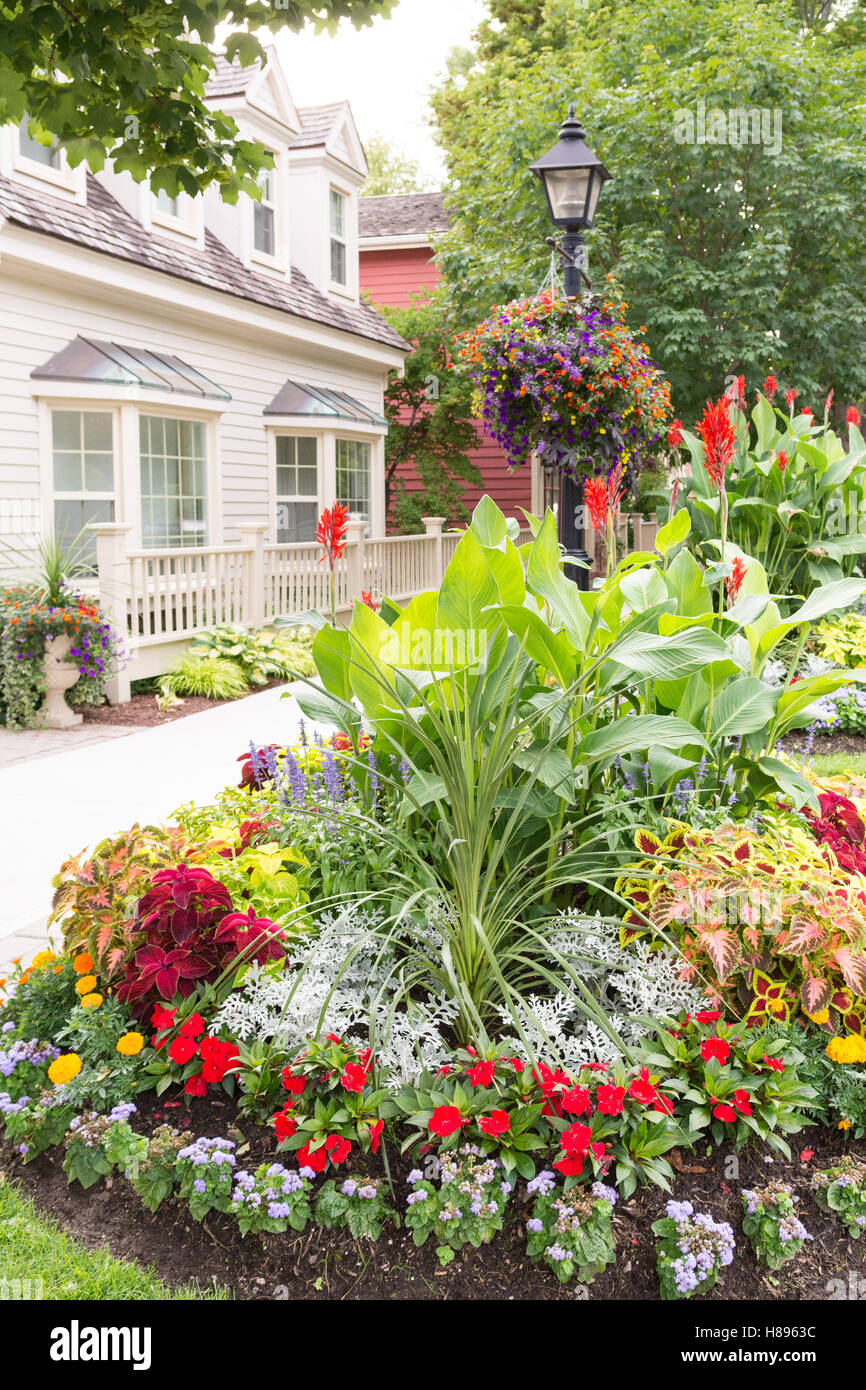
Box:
[531,106,611,586]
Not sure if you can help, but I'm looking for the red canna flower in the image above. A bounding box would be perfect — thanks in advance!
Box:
[725,556,747,604]
[584,475,608,532]
[697,398,735,490]
[316,504,350,567]
[724,375,746,410]
[762,374,777,399]
[776,449,789,475]
[607,461,626,516]
[784,387,798,410]
[848,406,861,428]
[668,418,683,450]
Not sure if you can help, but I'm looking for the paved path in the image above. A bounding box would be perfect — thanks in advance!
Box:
[0,683,328,972]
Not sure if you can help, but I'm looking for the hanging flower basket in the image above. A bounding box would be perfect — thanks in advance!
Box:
[456,279,672,483]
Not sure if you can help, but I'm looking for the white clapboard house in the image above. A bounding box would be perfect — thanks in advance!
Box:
[0,48,436,700]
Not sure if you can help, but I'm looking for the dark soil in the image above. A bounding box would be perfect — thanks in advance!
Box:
[76,678,289,728]
[809,732,866,758]
[3,1089,864,1302]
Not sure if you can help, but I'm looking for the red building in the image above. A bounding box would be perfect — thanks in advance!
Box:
[358,192,535,527]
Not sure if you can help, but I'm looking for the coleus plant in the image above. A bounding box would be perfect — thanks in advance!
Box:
[618,820,866,1028]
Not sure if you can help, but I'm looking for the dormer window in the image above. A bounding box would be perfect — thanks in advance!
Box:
[18,118,60,169]
[254,162,276,258]
[154,188,180,219]
[330,187,348,287]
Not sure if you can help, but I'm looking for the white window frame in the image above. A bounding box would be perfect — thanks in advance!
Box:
[34,387,226,552]
[273,433,320,544]
[138,412,211,550]
[149,187,202,243]
[10,118,84,200]
[329,185,351,294]
[335,434,373,532]
[47,407,118,571]
[249,150,287,273]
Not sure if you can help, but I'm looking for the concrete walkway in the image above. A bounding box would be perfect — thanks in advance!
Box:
[0,683,330,972]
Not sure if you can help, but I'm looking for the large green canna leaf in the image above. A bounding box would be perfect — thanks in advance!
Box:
[708,677,778,739]
[525,510,590,652]
[579,715,708,764]
[498,604,576,687]
[606,626,730,681]
[436,528,500,636]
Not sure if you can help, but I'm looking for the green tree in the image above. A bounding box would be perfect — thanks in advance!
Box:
[363,134,427,195]
[0,1,397,200]
[431,0,866,422]
[378,300,481,532]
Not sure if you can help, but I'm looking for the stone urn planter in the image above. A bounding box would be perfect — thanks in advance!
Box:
[42,632,83,729]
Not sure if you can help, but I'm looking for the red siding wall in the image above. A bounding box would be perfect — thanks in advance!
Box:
[360,243,532,528]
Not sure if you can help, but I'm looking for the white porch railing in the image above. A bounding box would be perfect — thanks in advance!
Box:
[90,511,660,704]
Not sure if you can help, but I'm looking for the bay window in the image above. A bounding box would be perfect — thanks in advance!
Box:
[139,415,207,548]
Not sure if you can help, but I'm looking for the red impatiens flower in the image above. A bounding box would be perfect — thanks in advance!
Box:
[712,1102,738,1123]
[428,1105,467,1138]
[584,475,609,532]
[668,418,683,450]
[297,1140,327,1173]
[733,1089,753,1117]
[151,1003,176,1030]
[198,1036,238,1084]
[178,1012,205,1039]
[848,406,861,429]
[466,1059,496,1088]
[560,1084,592,1116]
[762,374,777,399]
[184,1072,208,1097]
[763,1055,786,1073]
[508,1057,525,1073]
[701,1037,732,1065]
[596,1084,626,1116]
[168,1034,197,1066]
[628,1068,661,1106]
[281,1067,306,1098]
[553,1152,586,1177]
[340,1063,368,1093]
[697,397,736,490]
[316,503,350,566]
[695,1010,723,1024]
[273,1105,297,1142]
[479,1110,511,1138]
[561,1122,593,1155]
[324,1134,351,1165]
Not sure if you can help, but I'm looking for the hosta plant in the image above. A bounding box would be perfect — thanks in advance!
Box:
[742,1181,812,1268]
[316,1175,398,1241]
[524,1171,618,1284]
[229,1162,312,1236]
[653,1199,735,1300]
[635,1013,815,1158]
[404,1145,512,1266]
[812,1157,866,1238]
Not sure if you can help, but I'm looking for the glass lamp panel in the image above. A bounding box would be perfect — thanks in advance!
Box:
[544,167,591,224]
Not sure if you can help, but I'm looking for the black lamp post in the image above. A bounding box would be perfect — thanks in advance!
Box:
[531,106,611,587]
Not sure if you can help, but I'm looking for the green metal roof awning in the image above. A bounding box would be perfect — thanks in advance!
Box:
[264,378,386,425]
[31,336,231,400]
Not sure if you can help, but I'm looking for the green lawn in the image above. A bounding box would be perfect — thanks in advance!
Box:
[809,754,866,778]
[0,1177,228,1300]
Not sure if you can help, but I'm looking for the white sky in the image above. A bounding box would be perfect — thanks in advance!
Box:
[272,0,487,184]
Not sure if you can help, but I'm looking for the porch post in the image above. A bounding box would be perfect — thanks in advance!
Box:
[238,523,269,629]
[90,522,133,705]
[422,515,446,587]
[344,518,366,606]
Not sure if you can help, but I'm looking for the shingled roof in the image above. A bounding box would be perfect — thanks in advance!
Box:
[0,173,407,353]
[293,103,347,150]
[204,52,265,100]
[359,192,451,241]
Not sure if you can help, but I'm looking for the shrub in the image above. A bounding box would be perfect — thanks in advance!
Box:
[188,624,316,683]
[161,655,249,700]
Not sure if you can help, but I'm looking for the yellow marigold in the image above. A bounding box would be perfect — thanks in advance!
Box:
[826,1034,866,1064]
[839,1119,853,1131]
[116,1032,144,1057]
[75,974,98,995]
[80,992,103,1009]
[48,1053,82,1086]
[31,950,56,969]
[806,1008,830,1025]
[73,952,94,974]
